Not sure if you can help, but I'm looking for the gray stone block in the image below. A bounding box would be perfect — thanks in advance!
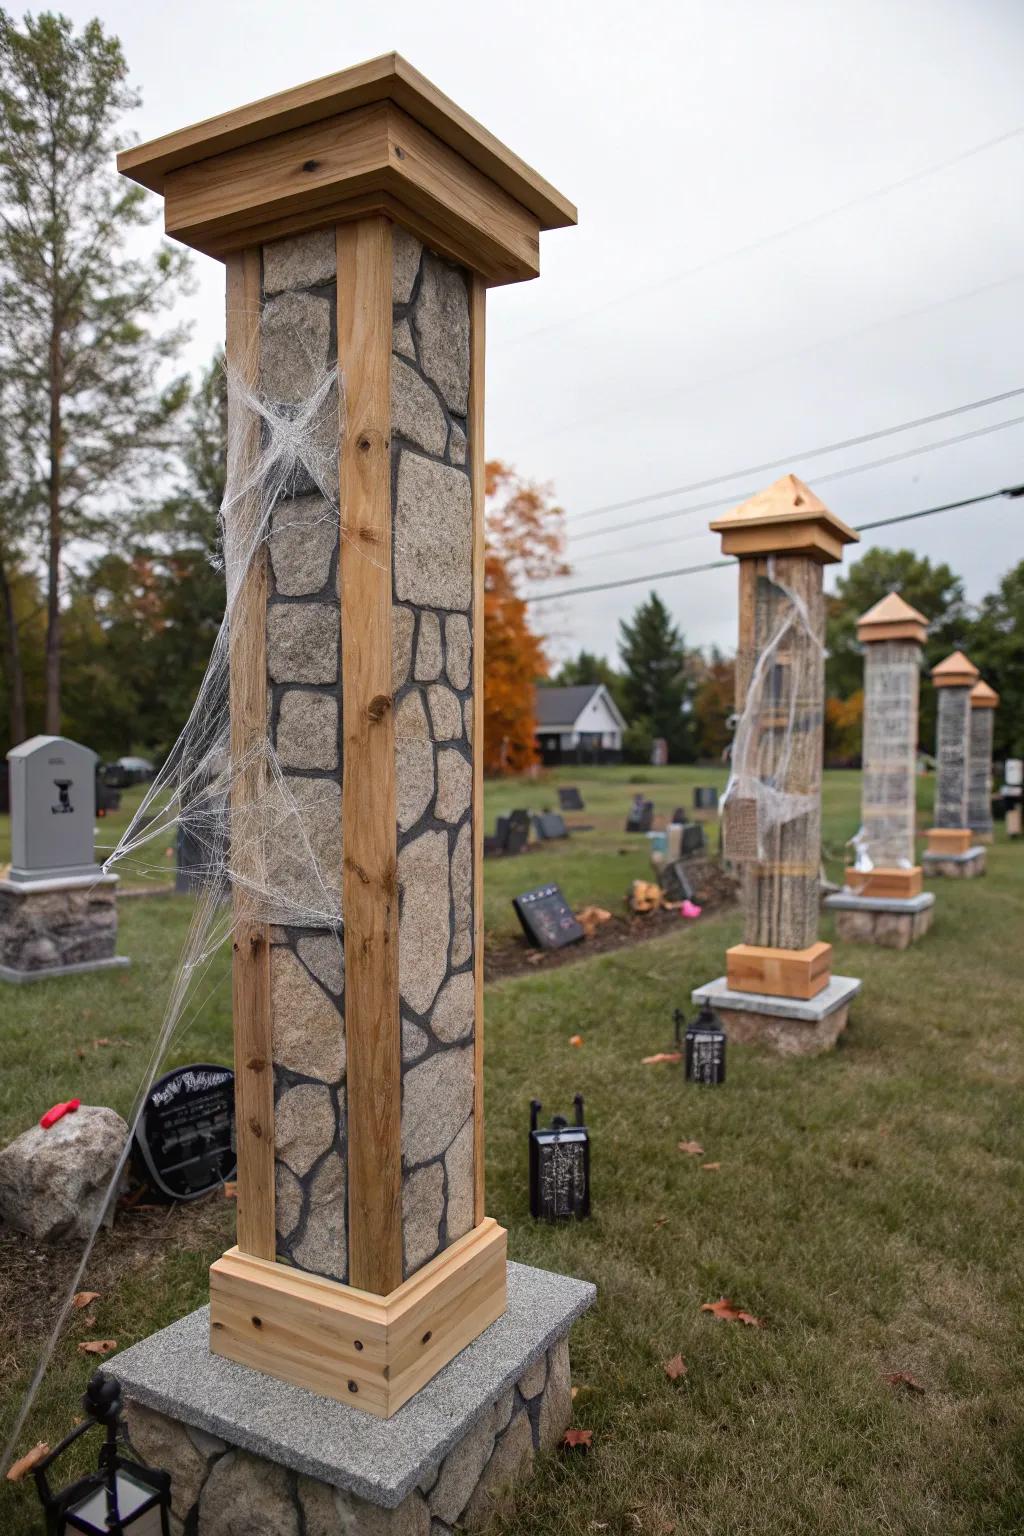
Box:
[270,495,337,597]
[401,1050,473,1167]
[398,829,450,1013]
[276,691,338,771]
[412,254,470,415]
[394,454,472,613]
[263,231,337,295]
[271,946,345,1084]
[434,749,471,823]
[107,1261,596,1508]
[691,975,862,1057]
[414,613,443,682]
[392,359,448,457]
[444,615,470,690]
[267,604,339,685]
[393,228,422,306]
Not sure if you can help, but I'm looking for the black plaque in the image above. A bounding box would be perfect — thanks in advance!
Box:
[680,823,706,856]
[693,786,719,811]
[674,1004,726,1085]
[513,883,584,949]
[529,1096,590,1221]
[558,786,585,812]
[625,795,654,832]
[659,859,694,903]
[133,1063,235,1200]
[533,811,568,840]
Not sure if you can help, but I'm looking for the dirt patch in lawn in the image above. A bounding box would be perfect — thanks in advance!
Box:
[484,856,738,981]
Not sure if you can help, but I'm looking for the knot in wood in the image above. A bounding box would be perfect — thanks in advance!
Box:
[366,693,391,722]
[301,159,320,172]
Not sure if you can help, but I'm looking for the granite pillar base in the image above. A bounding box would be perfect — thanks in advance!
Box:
[692,974,862,1057]
[0,872,128,982]
[824,891,935,949]
[922,847,987,879]
[108,1261,594,1535]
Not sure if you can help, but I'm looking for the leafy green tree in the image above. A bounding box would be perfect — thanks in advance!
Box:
[0,9,191,733]
[966,560,1024,758]
[618,591,694,761]
[550,648,627,713]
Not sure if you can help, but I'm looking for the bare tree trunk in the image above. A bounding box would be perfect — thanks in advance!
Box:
[45,319,62,734]
[0,553,27,745]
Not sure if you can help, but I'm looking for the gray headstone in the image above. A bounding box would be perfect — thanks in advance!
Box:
[6,735,101,881]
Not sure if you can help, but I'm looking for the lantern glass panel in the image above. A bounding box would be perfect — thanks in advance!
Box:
[66,1468,166,1534]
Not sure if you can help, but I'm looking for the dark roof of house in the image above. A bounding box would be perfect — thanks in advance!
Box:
[534,684,627,732]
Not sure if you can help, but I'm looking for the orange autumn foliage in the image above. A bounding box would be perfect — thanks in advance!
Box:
[483,461,568,775]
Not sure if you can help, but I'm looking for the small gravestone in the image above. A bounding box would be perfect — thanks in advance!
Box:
[680,823,706,857]
[133,1064,236,1201]
[558,786,584,812]
[625,795,654,833]
[533,811,568,841]
[693,786,718,812]
[529,1096,590,1220]
[513,883,584,949]
[0,735,129,983]
[660,859,694,903]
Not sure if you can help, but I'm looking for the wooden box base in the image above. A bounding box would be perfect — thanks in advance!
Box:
[209,1218,507,1419]
[843,866,923,899]
[725,941,832,1000]
[926,828,972,855]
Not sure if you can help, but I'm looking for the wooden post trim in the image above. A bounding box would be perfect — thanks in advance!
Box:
[338,217,403,1296]
[226,247,276,1261]
[470,274,486,1226]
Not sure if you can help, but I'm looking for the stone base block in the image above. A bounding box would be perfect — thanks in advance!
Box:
[108,1261,595,1534]
[824,891,935,949]
[922,846,987,879]
[0,873,126,980]
[692,974,862,1057]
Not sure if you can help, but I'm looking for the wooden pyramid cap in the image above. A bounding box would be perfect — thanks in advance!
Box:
[708,474,859,565]
[856,590,929,644]
[117,52,576,284]
[931,650,979,688]
[970,679,999,708]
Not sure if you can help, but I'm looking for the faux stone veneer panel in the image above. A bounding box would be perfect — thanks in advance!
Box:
[392,229,476,1277]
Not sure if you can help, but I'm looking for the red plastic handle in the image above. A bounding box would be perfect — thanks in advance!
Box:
[40,1099,80,1130]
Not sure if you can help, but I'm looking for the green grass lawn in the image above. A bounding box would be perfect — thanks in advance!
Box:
[3,767,1023,1535]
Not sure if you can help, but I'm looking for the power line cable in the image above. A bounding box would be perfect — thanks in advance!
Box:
[508,123,1024,349]
[567,387,1024,526]
[565,411,1024,563]
[526,486,1018,604]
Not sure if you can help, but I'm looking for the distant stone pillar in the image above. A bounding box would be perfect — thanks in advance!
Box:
[924,652,986,876]
[694,475,862,1054]
[824,594,935,947]
[968,680,999,843]
[117,55,582,1419]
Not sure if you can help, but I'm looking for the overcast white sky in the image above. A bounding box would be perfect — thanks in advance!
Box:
[67,0,1024,664]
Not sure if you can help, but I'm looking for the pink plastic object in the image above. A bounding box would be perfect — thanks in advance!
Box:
[680,900,702,920]
[39,1098,80,1130]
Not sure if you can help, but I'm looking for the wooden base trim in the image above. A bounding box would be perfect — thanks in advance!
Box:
[926,828,972,855]
[209,1219,507,1419]
[843,866,923,899]
[725,941,832,1000]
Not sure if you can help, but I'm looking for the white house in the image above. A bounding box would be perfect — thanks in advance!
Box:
[534,684,628,765]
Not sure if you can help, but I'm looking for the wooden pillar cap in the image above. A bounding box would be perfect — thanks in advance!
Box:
[709,474,859,564]
[855,591,929,645]
[116,52,576,284]
[970,679,999,708]
[931,650,979,688]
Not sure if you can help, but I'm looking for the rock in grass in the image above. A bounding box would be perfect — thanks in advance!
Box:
[0,1105,128,1242]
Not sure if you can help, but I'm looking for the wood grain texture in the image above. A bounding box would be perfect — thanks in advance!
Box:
[725,941,832,1001]
[225,248,276,1262]
[209,1218,507,1418]
[116,51,576,230]
[843,867,923,899]
[470,274,486,1227]
[337,218,403,1297]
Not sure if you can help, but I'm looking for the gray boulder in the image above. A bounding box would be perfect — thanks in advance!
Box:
[0,1104,128,1242]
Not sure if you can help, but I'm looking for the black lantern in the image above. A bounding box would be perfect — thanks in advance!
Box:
[529,1095,591,1221]
[674,1002,727,1085]
[34,1373,171,1535]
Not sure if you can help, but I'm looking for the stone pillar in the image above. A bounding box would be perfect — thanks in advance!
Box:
[824,593,935,947]
[924,651,987,877]
[695,475,861,1053]
[115,54,588,1431]
[968,680,998,843]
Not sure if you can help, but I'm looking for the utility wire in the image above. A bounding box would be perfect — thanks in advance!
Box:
[526,486,1019,604]
[567,387,1024,526]
[508,122,1024,349]
[566,410,1024,562]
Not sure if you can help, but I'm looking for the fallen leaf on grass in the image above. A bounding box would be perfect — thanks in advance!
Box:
[884,1371,925,1393]
[678,1140,704,1156]
[642,1052,682,1065]
[6,1442,49,1482]
[93,1037,112,1048]
[562,1428,593,1452]
[525,952,546,966]
[72,1291,100,1309]
[663,1353,688,1381]
[223,1182,237,1200]
[569,1034,584,1047]
[576,905,612,938]
[701,1162,721,1172]
[652,1216,670,1230]
[701,1298,763,1327]
[77,1339,117,1356]
[571,1386,578,1399]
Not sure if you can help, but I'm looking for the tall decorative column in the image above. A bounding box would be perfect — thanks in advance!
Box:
[968,680,999,843]
[108,55,594,1536]
[693,475,861,1055]
[824,593,935,948]
[924,651,987,878]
